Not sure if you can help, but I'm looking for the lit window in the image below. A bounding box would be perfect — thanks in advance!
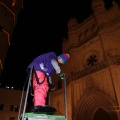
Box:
[11,86,14,89]
[6,86,10,88]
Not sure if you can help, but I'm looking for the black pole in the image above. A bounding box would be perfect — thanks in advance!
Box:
[64,74,68,120]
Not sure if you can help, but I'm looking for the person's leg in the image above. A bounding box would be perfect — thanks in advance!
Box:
[32,71,57,114]
[33,71,49,107]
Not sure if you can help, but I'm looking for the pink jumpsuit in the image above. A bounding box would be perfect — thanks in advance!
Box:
[32,71,49,106]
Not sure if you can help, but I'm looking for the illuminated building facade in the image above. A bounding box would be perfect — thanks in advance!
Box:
[50,1,120,120]
[0,88,26,120]
[0,0,23,75]
[0,1,23,120]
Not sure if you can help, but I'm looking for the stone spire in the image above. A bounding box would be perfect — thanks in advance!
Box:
[67,17,78,32]
[91,0,105,14]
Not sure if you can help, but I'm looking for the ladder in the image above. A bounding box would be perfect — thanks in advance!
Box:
[18,67,68,120]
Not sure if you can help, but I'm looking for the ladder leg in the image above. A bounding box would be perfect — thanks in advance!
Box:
[20,67,33,120]
[64,75,68,120]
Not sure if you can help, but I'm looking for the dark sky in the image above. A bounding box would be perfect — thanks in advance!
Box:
[0,0,120,89]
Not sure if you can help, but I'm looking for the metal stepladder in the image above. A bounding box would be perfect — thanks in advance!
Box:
[18,66,68,120]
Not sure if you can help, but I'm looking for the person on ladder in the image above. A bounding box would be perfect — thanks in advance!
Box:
[27,52,70,114]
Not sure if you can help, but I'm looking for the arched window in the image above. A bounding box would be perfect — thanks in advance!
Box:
[94,108,111,120]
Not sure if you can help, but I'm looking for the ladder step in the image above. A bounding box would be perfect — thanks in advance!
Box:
[21,112,66,120]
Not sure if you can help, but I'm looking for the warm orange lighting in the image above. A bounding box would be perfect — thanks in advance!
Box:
[0,2,15,25]
[2,29,10,45]
[12,0,16,6]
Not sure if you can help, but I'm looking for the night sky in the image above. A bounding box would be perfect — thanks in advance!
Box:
[0,0,120,89]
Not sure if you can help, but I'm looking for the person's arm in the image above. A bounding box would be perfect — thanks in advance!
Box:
[51,59,64,79]
[51,59,61,74]
[48,76,52,84]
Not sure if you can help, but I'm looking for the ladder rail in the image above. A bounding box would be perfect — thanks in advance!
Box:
[18,84,25,120]
[18,67,33,120]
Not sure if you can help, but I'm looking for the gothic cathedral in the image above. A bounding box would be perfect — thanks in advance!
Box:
[50,0,120,120]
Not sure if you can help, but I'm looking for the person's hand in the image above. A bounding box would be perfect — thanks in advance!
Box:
[58,72,65,79]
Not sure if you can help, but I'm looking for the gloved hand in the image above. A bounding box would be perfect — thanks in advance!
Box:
[58,72,65,79]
